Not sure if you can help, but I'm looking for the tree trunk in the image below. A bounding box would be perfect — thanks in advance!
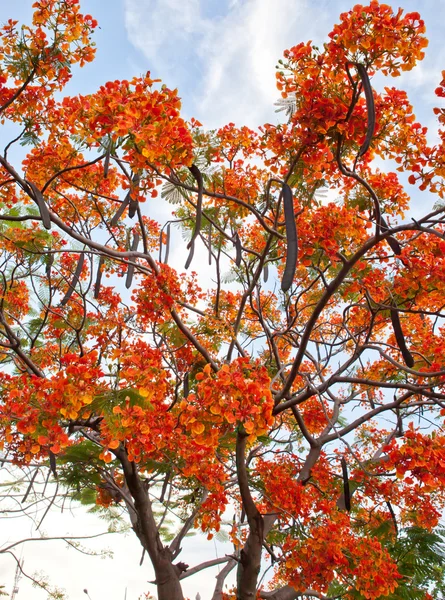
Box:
[154,554,184,600]
[114,447,185,600]
[235,431,264,599]
[236,516,263,599]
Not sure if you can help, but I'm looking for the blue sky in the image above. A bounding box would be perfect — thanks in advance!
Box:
[1,1,445,599]
[3,0,445,130]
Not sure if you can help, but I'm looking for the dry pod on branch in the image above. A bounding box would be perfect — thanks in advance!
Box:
[27,180,51,230]
[94,256,105,299]
[355,63,375,158]
[390,307,414,368]
[185,164,203,269]
[281,183,298,292]
[60,253,85,306]
[125,232,140,289]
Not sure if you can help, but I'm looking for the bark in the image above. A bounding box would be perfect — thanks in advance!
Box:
[260,587,331,600]
[236,431,264,599]
[212,558,237,600]
[114,446,184,600]
[260,587,299,600]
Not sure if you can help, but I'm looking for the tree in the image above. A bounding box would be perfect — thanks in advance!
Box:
[1,1,445,598]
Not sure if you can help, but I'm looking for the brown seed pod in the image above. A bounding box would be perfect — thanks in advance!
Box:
[185,164,203,269]
[110,195,130,227]
[234,232,242,266]
[355,63,375,158]
[128,173,141,219]
[45,253,54,278]
[49,450,57,479]
[183,372,189,398]
[94,256,105,299]
[103,146,110,178]
[380,216,402,255]
[208,223,212,265]
[27,180,51,230]
[164,223,171,265]
[125,232,140,289]
[341,457,351,512]
[60,253,85,306]
[390,307,414,368]
[281,183,298,293]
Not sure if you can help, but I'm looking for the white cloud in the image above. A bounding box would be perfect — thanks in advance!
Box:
[124,0,332,128]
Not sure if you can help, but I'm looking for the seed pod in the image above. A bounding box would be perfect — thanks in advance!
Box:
[110,195,130,227]
[390,307,414,368]
[341,457,351,512]
[208,223,212,265]
[128,173,140,219]
[281,183,298,292]
[158,227,164,263]
[49,450,57,479]
[355,63,375,158]
[185,164,203,269]
[386,500,398,536]
[183,372,189,398]
[386,236,402,256]
[94,256,105,299]
[128,195,138,219]
[60,253,85,306]
[234,232,242,266]
[103,146,111,178]
[125,232,140,289]
[27,180,51,229]
[45,253,54,278]
[188,164,203,247]
[380,216,402,255]
[184,241,195,270]
[164,223,171,264]
[263,263,269,283]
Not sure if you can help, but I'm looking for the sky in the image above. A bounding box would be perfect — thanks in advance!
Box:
[1,1,445,599]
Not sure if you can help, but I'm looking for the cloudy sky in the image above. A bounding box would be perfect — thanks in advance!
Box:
[1,1,445,599]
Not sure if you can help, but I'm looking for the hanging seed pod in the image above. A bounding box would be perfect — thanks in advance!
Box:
[103,146,111,178]
[234,232,242,266]
[263,263,269,283]
[60,253,85,306]
[164,223,171,265]
[341,457,351,512]
[185,164,203,269]
[183,372,189,398]
[188,164,203,245]
[45,253,54,278]
[184,242,195,270]
[94,256,105,299]
[128,173,141,219]
[380,216,402,255]
[158,229,163,263]
[125,232,140,289]
[110,195,130,227]
[208,223,212,265]
[390,307,414,368]
[27,180,51,229]
[49,450,57,479]
[281,183,298,292]
[386,500,398,536]
[355,63,375,158]
[128,195,138,219]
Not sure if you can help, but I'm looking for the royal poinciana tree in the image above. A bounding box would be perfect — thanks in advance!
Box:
[2,1,445,599]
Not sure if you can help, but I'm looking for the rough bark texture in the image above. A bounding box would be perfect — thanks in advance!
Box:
[236,431,264,599]
[115,446,184,600]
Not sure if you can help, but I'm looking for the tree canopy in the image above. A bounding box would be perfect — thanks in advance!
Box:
[1,1,445,599]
